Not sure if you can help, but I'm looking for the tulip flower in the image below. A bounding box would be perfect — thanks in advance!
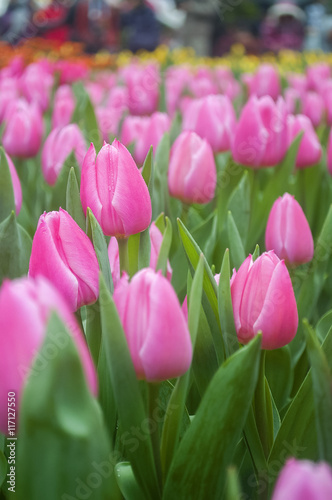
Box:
[0,275,97,434]
[272,458,332,500]
[41,124,87,185]
[2,99,43,158]
[80,139,152,237]
[134,112,171,164]
[307,63,331,92]
[29,209,99,311]
[113,269,192,381]
[4,152,22,215]
[215,66,241,100]
[125,64,159,116]
[287,114,322,168]
[121,115,149,148]
[182,94,236,152]
[0,78,19,124]
[265,194,314,266]
[168,130,216,204]
[242,64,281,100]
[51,85,75,129]
[20,62,53,112]
[301,91,325,128]
[232,96,288,168]
[230,251,298,350]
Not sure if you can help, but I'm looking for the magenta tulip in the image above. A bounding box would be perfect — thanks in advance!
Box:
[51,84,75,129]
[242,64,281,100]
[232,96,288,168]
[307,63,331,92]
[301,91,324,128]
[287,114,322,168]
[168,130,216,204]
[230,251,298,350]
[121,115,149,148]
[41,124,87,185]
[272,458,332,500]
[113,269,192,381]
[182,94,236,153]
[20,62,53,112]
[4,152,22,215]
[0,275,97,434]
[29,209,99,311]
[2,99,43,158]
[125,64,159,116]
[80,139,152,237]
[134,112,171,164]
[265,193,314,266]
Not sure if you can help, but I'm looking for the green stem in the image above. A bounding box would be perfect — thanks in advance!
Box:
[148,382,162,491]
[254,351,273,461]
[117,236,129,276]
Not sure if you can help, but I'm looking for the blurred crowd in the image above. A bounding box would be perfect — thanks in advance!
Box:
[0,0,332,55]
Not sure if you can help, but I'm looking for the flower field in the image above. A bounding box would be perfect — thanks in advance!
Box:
[1,40,332,499]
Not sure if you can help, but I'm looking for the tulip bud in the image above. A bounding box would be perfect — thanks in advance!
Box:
[272,458,332,500]
[80,139,152,237]
[121,115,149,148]
[29,209,99,311]
[134,112,171,164]
[0,275,97,434]
[182,94,236,152]
[2,99,43,158]
[242,64,281,100]
[230,251,298,350]
[113,269,192,381]
[4,152,22,215]
[265,193,314,266]
[232,96,288,168]
[125,64,159,116]
[20,62,53,112]
[51,84,75,129]
[301,91,324,128]
[41,124,87,185]
[168,131,216,204]
[287,114,322,168]
[307,63,331,92]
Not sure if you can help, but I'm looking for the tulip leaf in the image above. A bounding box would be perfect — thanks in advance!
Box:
[88,208,113,294]
[160,256,204,479]
[156,216,172,278]
[141,146,153,189]
[115,462,146,500]
[227,170,251,247]
[99,275,160,500]
[154,212,166,234]
[163,335,261,500]
[252,244,260,261]
[0,445,6,488]
[46,152,80,213]
[152,133,170,219]
[218,249,238,357]
[225,467,242,500]
[303,320,332,463]
[316,309,332,342]
[169,111,182,144]
[0,147,16,222]
[0,212,32,285]
[227,212,246,270]
[66,167,85,231]
[138,228,151,270]
[128,233,140,277]
[72,82,102,150]
[265,347,293,410]
[17,312,115,500]
[216,155,244,233]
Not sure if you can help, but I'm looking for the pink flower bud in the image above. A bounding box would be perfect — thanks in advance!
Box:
[113,269,192,381]
[287,73,308,96]
[307,63,331,92]
[4,152,22,215]
[20,62,53,112]
[287,114,322,168]
[272,458,332,500]
[121,115,150,148]
[96,107,123,142]
[168,130,217,204]
[301,91,325,128]
[41,125,87,185]
[232,96,288,168]
[2,99,43,158]
[242,64,281,100]
[265,193,314,265]
[0,78,19,124]
[284,88,301,115]
[51,85,75,129]
[182,94,236,153]
[134,112,171,164]
[29,209,99,311]
[80,139,152,237]
[230,251,298,350]
[125,64,160,116]
[0,275,97,434]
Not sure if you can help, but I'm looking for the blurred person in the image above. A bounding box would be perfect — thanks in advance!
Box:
[304,0,325,51]
[0,0,32,44]
[176,0,215,56]
[120,0,160,52]
[261,1,306,52]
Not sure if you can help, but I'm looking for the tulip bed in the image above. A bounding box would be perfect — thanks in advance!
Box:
[1,42,332,500]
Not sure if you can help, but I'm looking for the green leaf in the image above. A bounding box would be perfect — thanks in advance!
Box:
[216,155,244,233]
[47,152,80,213]
[151,133,170,219]
[227,212,246,270]
[17,313,114,500]
[252,244,260,261]
[99,275,160,500]
[138,228,151,270]
[303,320,332,463]
[0,447,6,488]
[72,82,102,150]
[0,147,16,222]
[225,467,242,500]
[0,212,32,285]
[155,216,172,277]
[218,249,238,357]
[66,167,85,231]
[115,462,146,500]
[265,347,293,411]
[163,336,262,500]
[227,170,251,247]
[88,208,113,294]
[141,146,153,189]
[316,309,332,342]
[128,233,140,277]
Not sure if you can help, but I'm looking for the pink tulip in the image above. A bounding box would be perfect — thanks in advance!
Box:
[51,85,76,129]
[96,107,123,142]
[230,251,298,350]
[29,209,99,311]
[168,130,216,204]
[41,125,87,185]
[80,139,152,237]
[20,62,53,112]
[106,86,128,113]
[265,193,314,266]
[165,66,191,116]
[55,60,89,85]
[85,81,106,107]
[0,275,97,434]
[4,152,22,215]
[125,64,160,116]
[272,458,332,500]
[108,221,172,287]
[134,112,171,164]
[284,88,301,115]
[121,115,149,148]
[301,91,325,128]
[188,69,218,98]
[307,63,331,92]
[327,129,332,176]
[2,99,43,158]
[0,78,19,124]
[287,114,322,168]
[182,95,236,153]
[113,269,192,381]
[242,64,281,100]
[232,96,288,168]
[287,73,307,96]
[215,67,241,100]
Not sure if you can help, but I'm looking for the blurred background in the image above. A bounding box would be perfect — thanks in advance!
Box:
[0,0,332,55]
